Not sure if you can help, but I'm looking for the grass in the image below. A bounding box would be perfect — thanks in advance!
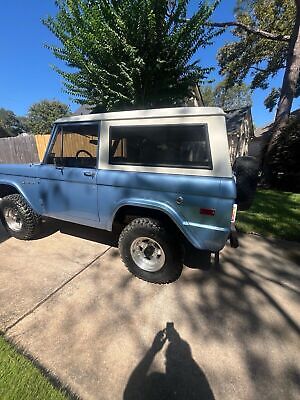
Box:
[0,335,68,400]
[236,189,300,242]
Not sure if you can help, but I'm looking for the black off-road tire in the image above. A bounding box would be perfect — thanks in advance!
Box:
[0,194,41,240]
[118,218,183,284]
[233,156,259,211]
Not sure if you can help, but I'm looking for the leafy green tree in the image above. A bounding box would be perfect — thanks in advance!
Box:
[215,82,252,110]
[201,82,252,110]
[44,0,220,111]
[0,108,24,137]
[213,0,299,128]
[200,85,215,107]
[26,100,70,135]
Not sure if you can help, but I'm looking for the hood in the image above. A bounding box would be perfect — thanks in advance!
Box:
[0,163,41,178]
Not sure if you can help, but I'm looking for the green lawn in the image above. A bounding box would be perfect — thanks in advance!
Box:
[0,335,68,400]
[236,189,300,242]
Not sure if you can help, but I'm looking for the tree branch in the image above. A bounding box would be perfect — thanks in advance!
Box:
[210,21,290,42]
[167,0,176,18]
[249,66,266,73]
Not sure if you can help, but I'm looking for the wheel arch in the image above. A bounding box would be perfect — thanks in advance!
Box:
[0,182,39,215]
[0,184,22,223]
[0,183,20,199]
[112,202,186,242]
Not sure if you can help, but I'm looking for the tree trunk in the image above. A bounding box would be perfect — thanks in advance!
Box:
[274,0,300,128]
[262,0,300,184]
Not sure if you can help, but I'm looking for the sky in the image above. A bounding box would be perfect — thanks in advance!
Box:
[0,0,299,128]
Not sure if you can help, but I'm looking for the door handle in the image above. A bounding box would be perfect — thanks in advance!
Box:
[83,171,95,177]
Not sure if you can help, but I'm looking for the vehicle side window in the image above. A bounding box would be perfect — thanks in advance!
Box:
[109,124,212,169]
[46,123,99,168]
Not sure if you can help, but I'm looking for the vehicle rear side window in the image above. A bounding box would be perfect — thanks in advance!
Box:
[109,124,212,169]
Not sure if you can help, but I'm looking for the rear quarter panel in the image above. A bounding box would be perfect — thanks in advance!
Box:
[97,170,236,252]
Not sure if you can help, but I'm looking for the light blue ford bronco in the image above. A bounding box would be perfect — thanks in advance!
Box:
[0,107,258,283]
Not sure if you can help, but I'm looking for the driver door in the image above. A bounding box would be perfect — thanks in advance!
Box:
[38,122,100,225]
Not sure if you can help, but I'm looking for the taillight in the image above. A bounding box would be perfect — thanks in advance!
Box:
[231,204,238,223]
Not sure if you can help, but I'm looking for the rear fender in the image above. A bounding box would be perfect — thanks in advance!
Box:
[112,198,186,231]
[111,199,226,251]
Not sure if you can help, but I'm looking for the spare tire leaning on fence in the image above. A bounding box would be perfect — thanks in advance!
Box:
[232,156,260,211]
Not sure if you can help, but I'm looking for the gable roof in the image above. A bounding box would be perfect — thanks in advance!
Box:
[254,107,300,139]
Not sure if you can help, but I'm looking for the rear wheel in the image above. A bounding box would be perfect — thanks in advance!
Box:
[0,194,41,240]
[118,218,183,284]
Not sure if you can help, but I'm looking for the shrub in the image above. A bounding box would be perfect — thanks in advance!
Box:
[268,118,300,192]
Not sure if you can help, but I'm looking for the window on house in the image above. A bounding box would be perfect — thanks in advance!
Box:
[109,124,212,169]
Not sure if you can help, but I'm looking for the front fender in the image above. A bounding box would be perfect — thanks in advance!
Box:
[0,177,42,215]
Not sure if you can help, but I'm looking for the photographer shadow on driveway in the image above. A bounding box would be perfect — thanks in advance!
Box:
[124,323,215,400]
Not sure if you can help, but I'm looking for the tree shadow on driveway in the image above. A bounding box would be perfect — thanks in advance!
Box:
[174,236,300,399]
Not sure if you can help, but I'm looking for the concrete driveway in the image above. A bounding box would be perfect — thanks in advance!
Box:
[0,222,299,400]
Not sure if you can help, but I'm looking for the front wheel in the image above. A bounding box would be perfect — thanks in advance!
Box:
[118,218,183,284]
[0,194,41,240]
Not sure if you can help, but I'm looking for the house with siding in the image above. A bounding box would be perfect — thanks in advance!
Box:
[225,106,255,164]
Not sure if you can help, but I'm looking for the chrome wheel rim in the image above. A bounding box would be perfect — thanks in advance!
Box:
[4,207,23,232]
[130,237,166,272]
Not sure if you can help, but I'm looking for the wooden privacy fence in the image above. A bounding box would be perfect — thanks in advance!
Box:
[35,134,51,161]
[0,135,40,164]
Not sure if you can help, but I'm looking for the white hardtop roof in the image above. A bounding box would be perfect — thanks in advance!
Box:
[55,106,225,124]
